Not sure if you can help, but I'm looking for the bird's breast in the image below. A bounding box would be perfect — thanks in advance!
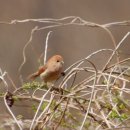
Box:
[40,68,62,83]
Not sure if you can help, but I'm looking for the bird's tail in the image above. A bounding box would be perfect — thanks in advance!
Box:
[27,72,39,80]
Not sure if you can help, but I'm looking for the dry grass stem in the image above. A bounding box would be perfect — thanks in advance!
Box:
[0,17,130,130]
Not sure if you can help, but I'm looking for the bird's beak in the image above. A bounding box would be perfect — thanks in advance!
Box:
[61,61,64,65]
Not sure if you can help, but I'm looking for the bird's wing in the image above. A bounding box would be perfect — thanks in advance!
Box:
[28,65,47,80]
[38,65,47,75]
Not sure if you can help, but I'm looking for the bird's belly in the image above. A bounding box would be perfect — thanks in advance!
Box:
[40,70,60,83]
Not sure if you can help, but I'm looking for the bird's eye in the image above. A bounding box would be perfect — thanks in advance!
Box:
[57,60,59,62]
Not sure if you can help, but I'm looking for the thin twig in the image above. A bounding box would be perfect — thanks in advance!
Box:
[44,31,52,64]
[30,87,52,130]
[4,92,23,130]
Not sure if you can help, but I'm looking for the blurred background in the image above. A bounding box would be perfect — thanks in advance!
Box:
[0,0,130,129]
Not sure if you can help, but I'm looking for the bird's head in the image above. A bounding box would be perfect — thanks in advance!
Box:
[47,55,64,69]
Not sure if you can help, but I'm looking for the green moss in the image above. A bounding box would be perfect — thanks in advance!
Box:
[22,81,48,90]
[120,113,128,120]
[84,121,91,129]
[105,103,112,110]
[41,102,48,111]
[109,110,119,119]
[61,122,77,129]
[51,100,59,111]
[12,96,19,101]
[102,80,107,85]
[118,103,126,110]
[109,109,128,120]
[0,92,4,96]
[32,104,37,112]
[31,102,49,112]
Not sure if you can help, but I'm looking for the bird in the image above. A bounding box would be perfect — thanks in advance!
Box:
[28,55,64,83]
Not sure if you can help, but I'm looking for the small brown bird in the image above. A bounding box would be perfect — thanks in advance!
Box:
[28,55,64,83]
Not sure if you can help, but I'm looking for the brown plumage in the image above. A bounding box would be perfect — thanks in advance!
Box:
[28,55,64,83]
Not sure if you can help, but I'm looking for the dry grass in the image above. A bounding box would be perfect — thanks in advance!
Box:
[0,16,130,130]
